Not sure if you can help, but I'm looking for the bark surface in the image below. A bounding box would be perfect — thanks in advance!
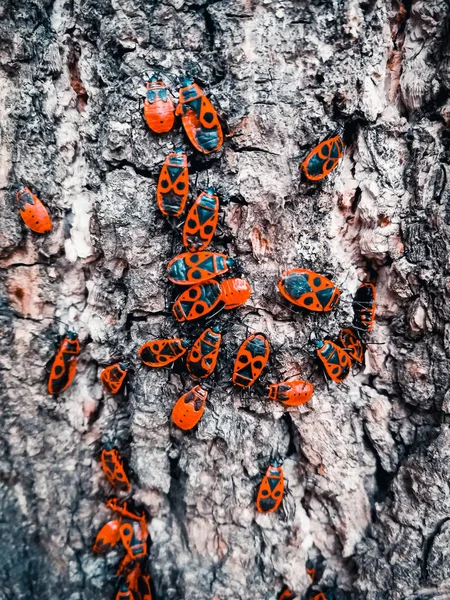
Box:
[1,0,450,599]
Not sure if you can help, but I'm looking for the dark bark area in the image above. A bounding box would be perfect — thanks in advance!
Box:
[1,0,450,599]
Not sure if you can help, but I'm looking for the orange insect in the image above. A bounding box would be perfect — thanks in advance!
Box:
[48,332,81,394]
[138,574,152,600]
[143,76,175,133]
[100,362,128,394]
[106,497,146,522]
[172,280,222,322]
[338,327,364,364]
[315,339,351,383]
[176,78,223,154]
[138,338,189,367]
[310,595,327,600]
[278,269,340,312]
[186,325,222,379]
[93,518,122,553]
[305,553,325,583]
[16,185,52,233]
[126,563,142,593]
[115,585,135,600]
[278,586,296,600]
[256,462,284,513]
[182,188,219,251]
[106,498,148,560]
[267,379,314,406]
[305,562,315,581]
[120,517,148,560]
[156,149,189,217]
[125,563,152,600]
[101,444,131,492]
[220,278,251,309]
[116,555,136,579]
[167,251,234,285]
[300,132,344,181]
[232,333,270,388]
[353,282,376,333]
[171,385,208,430]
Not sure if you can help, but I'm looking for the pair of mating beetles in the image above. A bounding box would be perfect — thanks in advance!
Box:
[96,446,152,599]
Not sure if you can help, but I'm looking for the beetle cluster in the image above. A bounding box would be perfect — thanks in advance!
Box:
[278,269,376,385]
[138,73,259,430]
[93,445,152,599]
[256,131,376,599]
[18,69,377,600]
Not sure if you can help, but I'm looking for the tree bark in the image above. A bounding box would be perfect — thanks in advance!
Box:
[1,0,450,599]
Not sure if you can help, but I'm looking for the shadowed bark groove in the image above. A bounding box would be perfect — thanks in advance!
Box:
[1,0,450,599]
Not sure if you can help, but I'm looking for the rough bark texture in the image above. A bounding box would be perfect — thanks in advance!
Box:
[1,0,450,599]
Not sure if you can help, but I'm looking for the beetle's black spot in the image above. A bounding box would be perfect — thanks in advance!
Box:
[189,289,198,299]
[195,305,205,314]
[191,270,202,280]
[204,225,213,234]
[176,181,186,191]
[188,219,197,228]
[313,277,322,286]
[190,254,200,263]
[161,179,169,189]
[203,111,214,123]
[253,360,262,369]
[304,297,313,306]
[55,365,63,375]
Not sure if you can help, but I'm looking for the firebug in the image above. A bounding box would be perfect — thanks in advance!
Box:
[138,338,189,367]
[267,379,314,406]
[167,251,234,285]
[171,385,208,430]
[186,325,222,379]
[100,362,129,394]
[220,278,251,310]
[232,333,270,388]
[182,188,219,252]
[120,517,148,560]
[300,132,344,181]
[338,327,364,364]
[101,444,131,493]
[143,76,175,133]
[16,185,52,233]
[172,281,223,322]
[48,331,81,394]
[256,461,284,513]
[115,584,135,600]
[315,339,351,383]
[93,518,122,553]
[278,586,296,600]
[278,269,340,312]
[156,149,189,217]
[353,283,376,333]
[176,78,223,154]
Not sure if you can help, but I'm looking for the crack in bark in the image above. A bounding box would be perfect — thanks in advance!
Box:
[232,146,281,156]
